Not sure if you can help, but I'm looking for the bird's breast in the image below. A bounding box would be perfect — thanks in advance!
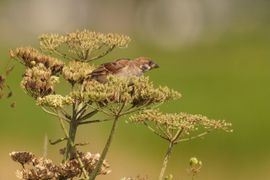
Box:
[115,66,143,77]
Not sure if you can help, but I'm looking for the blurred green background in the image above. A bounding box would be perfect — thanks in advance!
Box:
[0,0,270,179]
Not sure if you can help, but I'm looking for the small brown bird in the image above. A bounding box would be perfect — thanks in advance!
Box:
[90,57,159,83]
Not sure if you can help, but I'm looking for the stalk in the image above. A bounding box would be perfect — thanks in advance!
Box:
[89,116,119,180]
[64,121,78,160]
[64,101,78,161]
[159,141,174,180]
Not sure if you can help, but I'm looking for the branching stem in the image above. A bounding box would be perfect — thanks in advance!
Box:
[89,102,125,180]
[88,115,120,180]
[57,111,89,179]
[64,102,78,160]
[159,141,174,180]
[176,131,210,143]
[158,128,184,180]
[49,137,67,145]
[144,122,168,141]
[79,118,112,125]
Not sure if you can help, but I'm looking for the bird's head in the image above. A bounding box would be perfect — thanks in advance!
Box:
[134,57,159,72]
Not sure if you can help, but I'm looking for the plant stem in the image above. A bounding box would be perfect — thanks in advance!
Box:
[88,116,119,180]
[64,102,78,161]
[57,111,89,179]
[159,141,174,180]
[64,121,78,160]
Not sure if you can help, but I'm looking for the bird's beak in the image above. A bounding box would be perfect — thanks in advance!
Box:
[151,62,159,69]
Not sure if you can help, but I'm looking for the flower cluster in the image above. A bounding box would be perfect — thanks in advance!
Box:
[21,64,59,98]
[10,151,110,180]
[39,30,131,61]
[10,151,35,166]
[59,152,111,179]
[37,95,74,108]
[10,47,64,74]
[62,60,95,85]
[189,157,202,176]
[65,30,131,49]
[132,77,181,106]
[130,109,232,139]
[39,33,66,51]
[73,76,181,108]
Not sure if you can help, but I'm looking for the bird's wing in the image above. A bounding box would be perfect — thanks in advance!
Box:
[92,59,130,76]
[90,58,130,82]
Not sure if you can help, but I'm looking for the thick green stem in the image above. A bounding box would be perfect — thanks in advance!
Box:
[159,141,174,180]
[64,121,78,160]
[64,100,78,161]
[57,111,89,179]
[88,116,119,180]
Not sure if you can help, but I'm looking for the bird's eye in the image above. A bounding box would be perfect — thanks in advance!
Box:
[141,64,150,71]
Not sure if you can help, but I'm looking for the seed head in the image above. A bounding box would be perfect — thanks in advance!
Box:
[39,30,131,61]
[10,151,35,165]
[10,47,64,74]
[21,64,59,98]
[130,109,232,138]
[37,95,74,108]
[72,76,181,108]
[62,60,95,85]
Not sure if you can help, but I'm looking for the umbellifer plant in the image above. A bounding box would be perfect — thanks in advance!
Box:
[9,30,232,180]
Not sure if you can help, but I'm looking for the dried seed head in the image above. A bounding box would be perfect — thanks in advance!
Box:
[132,77,181,106]
[81,152,111,175]
[39,33,67,51]
[12,152,59,179]
[72,76,181,108]
[37,95,74,108]
[130,109,232,137]
[65,30,131,50]
[58,159,81,179]
[11,151,110,179]
[62,60,95,85]
[32,158,59,179]
[10,151,35,165]
[39,30,131,61]
[10,47,64,74]
[59,152,111,179]
[21,64,59,98]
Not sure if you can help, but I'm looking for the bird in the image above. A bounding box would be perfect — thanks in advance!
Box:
[89,57,159,83]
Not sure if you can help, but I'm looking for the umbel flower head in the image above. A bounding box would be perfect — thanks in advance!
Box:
[71,76,181,110]
[9,151,35,166]
[62,60,95,85]
[37,95,74,108]
[59,152,111,179]
[21,64,59,98]
[10,151,111,180]
[130,109,232,142]
[39,30,131,61]
[10,47,64,75]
